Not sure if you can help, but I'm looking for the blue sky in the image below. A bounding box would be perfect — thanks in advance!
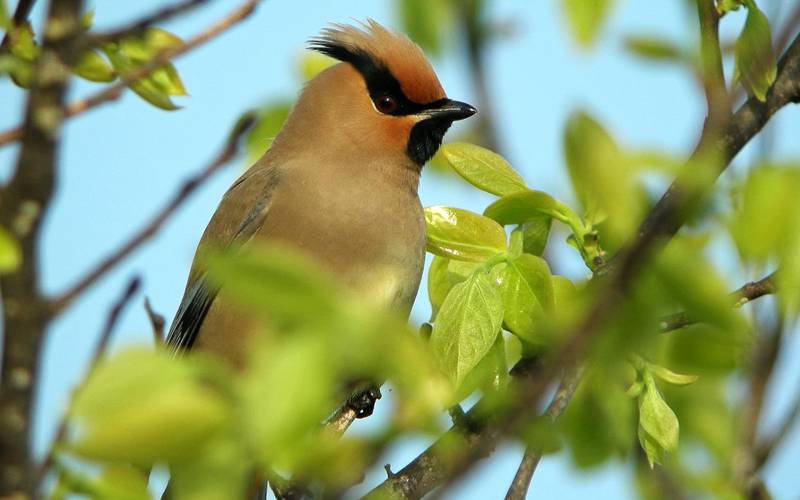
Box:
[1,0,799,498]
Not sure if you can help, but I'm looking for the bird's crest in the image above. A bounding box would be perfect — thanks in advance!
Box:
[309,20,445,105]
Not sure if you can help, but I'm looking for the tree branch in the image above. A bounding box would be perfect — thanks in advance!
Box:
[0,0,38,48]
[365,31,800,500]
[659,271,776,332]
[0,0,85,496]
[48,111,255,315]
[504,367,584,500]
[0,0,258,148]
[87,0,213,45]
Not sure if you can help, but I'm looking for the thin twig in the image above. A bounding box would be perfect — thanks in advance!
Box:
[48,111,256,315]
[754,383,800,469]
[35,276,141,484]
[0,0,258,148]
[87,0,213,45]
[504,367,584,500]
[144,297,166,344]
[659,271,776,332]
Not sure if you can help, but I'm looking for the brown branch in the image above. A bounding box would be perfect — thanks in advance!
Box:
[0,0,85,496]
[0,0,258,148]
[49,111,255,315]
[365,31,800,500]
[733,318,783,494]
[754,383,800,469]
[87,0,213,45]
[659,271,777,332]
[35,276,141,483]
[504,367,583,500]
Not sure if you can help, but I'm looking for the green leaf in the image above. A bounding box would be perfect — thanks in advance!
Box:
[92,465,150,500]
[561,0,614,48]
[624,36,685,63]
[431,271,504,385]
[521,215,552,256]
[508,228,524,257]
[484,189,563,224]
[425,206,507,262]
[428,255,452,320]
[397,0,451,57]
[1,0,10,30]
[717,0,743,15]
[8,23,38,61]
[203,245,342,326]
[80,9,95,29]
[497,254,554,344]
[298,51,336,81]
[1,53,33,88]
[440,143,527,197]
[104,28,187,110]
[0,226,21,274]
[735,1,777,101]
[169,434,248,500]
[72,50,115,82]
[245,101,292,162]
[564,111,641,244]
[69,349,230,465]
[648,364,698,386]
[638,375,679,465]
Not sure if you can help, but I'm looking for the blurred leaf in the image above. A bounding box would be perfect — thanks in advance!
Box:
[717,0,743,14]
[565,111,644,245]
[564,373,634,468]
[662,323,748,375]
[240,334,335,466]
[72,50,115,82]
[0,53,33,87]
[654,238,742,331]
[638,374,679,467]
[0,0,9,30]
[298,51,336,81]
[8,23,38,60]
[245,101,292,162]
[80,9,95,29]
[397,0,451,56]
[521,215,552,256]
[735,1,777,101]
[428,255,452,320]
[69,349,230,465]
[648,363,698,386]
[730,166,800,261]
[0,226,21,274]
[431,271,504,386]
[561,0,614,48]
[624,36,685,63]
[497,254,554,344]
[203,244,341,327]
[92,465,150,500]
[104,28,187,110]
[425,206,507,262]
[170,436,248,500]
[440,142,527,196]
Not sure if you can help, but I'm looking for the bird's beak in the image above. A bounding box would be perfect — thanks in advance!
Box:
[417,99,477,122]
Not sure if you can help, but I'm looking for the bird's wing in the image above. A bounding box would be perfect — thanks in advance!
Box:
[165,164,282,354]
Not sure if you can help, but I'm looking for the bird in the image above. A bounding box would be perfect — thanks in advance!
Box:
[165,20,476,416]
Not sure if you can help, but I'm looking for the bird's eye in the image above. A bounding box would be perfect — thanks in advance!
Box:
[374,94,398,114]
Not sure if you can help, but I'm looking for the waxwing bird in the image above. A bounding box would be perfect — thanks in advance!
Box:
[166,20,476,413]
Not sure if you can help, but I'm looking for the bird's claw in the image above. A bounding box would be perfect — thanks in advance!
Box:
[347,385,382,418]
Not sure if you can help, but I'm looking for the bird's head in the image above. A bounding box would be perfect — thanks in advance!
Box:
[271,20,476,170]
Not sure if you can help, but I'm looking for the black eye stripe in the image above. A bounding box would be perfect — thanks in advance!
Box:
[309,39,445,116]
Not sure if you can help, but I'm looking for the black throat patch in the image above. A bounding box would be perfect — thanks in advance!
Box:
[308,39,451,166]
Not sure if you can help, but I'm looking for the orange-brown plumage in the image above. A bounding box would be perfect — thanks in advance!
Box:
[313,20,446,104]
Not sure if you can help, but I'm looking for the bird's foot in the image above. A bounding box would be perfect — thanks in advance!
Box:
[347,385,382,419]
